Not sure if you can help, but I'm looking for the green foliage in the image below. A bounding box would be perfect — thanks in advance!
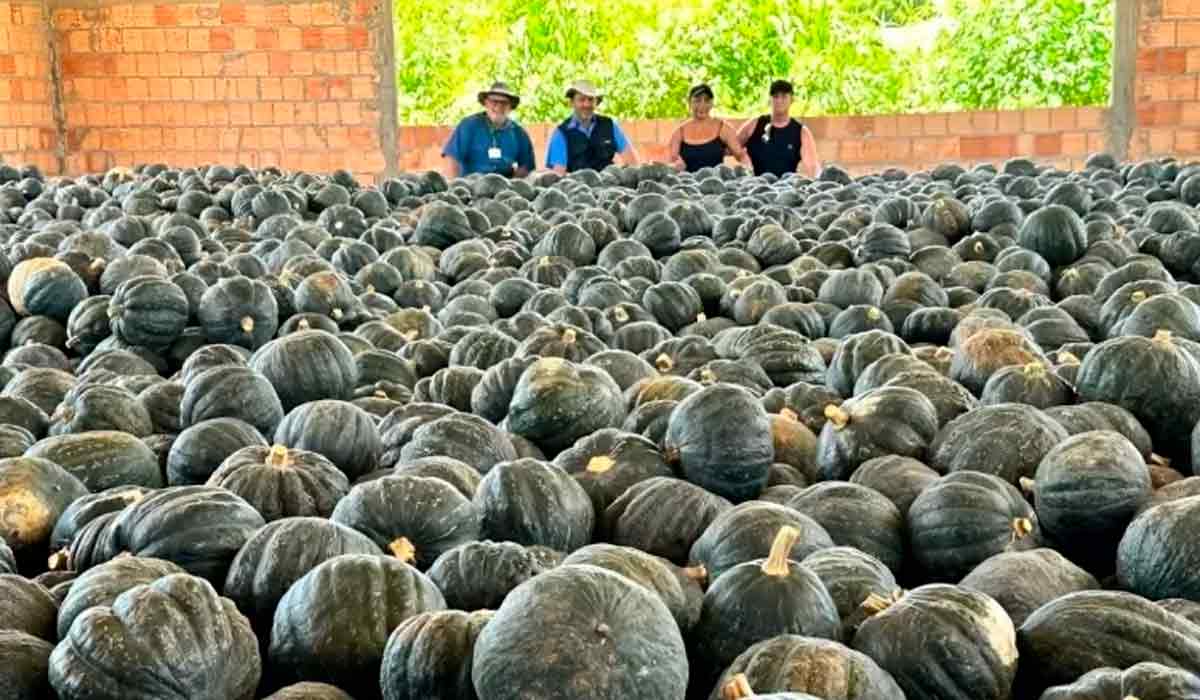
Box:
[394,0,1113,124]
[934,0,1113,110]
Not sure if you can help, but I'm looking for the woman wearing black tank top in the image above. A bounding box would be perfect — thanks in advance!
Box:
[737,80,822,178]
[667,84,751,173]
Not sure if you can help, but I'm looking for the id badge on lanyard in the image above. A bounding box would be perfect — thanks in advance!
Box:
[488,147,502,160]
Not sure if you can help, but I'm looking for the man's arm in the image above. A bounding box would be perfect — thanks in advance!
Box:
[441,122,465,178]
[720,121,752,167]
[546,129,568,175]
[799,125,821,177]
[612,121,639,165]
[667,124,685,171]
[513,128,535,178]
[736,117,757,147]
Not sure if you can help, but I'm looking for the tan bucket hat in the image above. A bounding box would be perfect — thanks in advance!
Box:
[565,79,604,104]
[477,81,521,109]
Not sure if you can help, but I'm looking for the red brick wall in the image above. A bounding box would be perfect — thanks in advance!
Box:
[398,107,1108,176]
[0,0,59,174]
[52,0,391,180]
[1133,0,1200,156]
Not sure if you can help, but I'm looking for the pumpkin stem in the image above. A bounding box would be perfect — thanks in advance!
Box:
[1010,517,1035,543]
[867,307,881,321]
[374,390,388,399]
[613,307,629,323]
[1131,290,1147,304]
[65,336,80,349]
[1056,351,1080,366]
[721,674,755,699]
[824,404,850,430]
[118,488,146,504]
[106,304,122,319]
[662,445,680,464]
[696,312,707,322]
[1153,329,1174,344]
[1018,477,1036,496]
[1061,267,1078,279]
[366,285,376,294]
[935,346,954,361]
[761,526,800,577]
[860,589,904,616]
[973,241,984,254]
[1022,362,1046,379]
[655,354,674,373]
[265,444,291,468]
[562,328,576,344]
[421,305,431,313]
[682,565,708,585]
[779,407,799,422]
[297,318,311,330]
[586,455,615,474]
[403,330,420,341]
[240,316,255,334]
[389,537,417,563]
[1151,453,1171,467]
[331,308,344,321]
[47,548,71,571]
[699,367,716,384]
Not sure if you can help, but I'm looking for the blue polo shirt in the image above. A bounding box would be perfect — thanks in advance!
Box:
[442,112,536,177]
[545,115,631,169]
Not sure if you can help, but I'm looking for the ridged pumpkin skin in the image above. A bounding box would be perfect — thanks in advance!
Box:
[958,549,1098,629]
[601,476,732,564]
[49,573,261,700]
[268,554,446,699]
[507,358,625,455]
[1039,662,1200,700]
[427,540,557,611]
[263,683,356,700]
[1076,331,1200,462]
[167,417,267,485]
[471,564,689,700]
[689,502,834,582]
[0,456,89,562]
[108,275,190,349]
[56,555,185,640]
[802,547,899,641]
[397,412,516,475]
[663,383,774,502]
[331,474,480,570]
[1116,495,1200,602]
[49,383,154,437]
[930,403,1069,484]
[710,635,905,700]
[180,365,284,436]
[223,518,382,638]
[852,584,1018,700]
[848,455,939,517]
[562,543,702,633]
[110,485,266,585]
[197,275,280,349]
[273,399,382,480]
[0,573,58,640]
[380,609,493,700]
[1033,430,1152,573]
[249,330,358,411]
[474,458,594,553]
[206,444,350,522]
[786,482,905,575]
[27,430,162,491]
[909,471,1040,582]
[8,258,88,321]
[692,527,841,680]
[0,630,54,700]
[1017,590,1200,691]
[816,386,939,481]
[553,428,673,513]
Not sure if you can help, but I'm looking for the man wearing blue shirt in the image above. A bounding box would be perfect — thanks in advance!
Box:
[442,81,536,179]
[545,80,639,174]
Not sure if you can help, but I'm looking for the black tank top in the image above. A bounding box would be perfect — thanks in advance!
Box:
[679,124,726,172]
[746,116,803,177]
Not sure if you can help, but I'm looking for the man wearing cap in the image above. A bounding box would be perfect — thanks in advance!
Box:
[441,81,536,179]
[545,80,639,174]
[737,80,821,178]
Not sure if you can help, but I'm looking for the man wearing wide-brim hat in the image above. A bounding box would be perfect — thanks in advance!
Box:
[442,81,536,179]
[545,79,639,175]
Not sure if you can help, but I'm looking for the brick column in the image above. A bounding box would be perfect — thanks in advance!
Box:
[0,0,60,174]
[1133,0,1200,156]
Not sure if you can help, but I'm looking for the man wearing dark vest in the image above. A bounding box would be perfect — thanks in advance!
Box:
[545,80,639,174]
[738,80,822,178]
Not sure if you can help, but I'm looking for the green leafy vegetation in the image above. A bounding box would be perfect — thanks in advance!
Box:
[394,0,1113,124]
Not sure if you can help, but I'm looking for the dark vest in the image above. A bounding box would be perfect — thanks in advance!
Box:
[559,115,618,172]
[746,116,803,177]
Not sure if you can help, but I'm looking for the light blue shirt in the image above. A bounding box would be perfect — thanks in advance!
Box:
[545,115,631,169]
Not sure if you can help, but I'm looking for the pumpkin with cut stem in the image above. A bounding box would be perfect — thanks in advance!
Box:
[720,674,823,699]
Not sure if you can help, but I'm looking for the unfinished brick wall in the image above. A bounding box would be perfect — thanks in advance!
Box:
[0,0,1193,178]
[0,0,60,174]
[51,0,394,180]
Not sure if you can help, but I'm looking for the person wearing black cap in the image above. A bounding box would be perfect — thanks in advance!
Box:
[441,81,536,179]
[667,84,751,173]
[737,80,821,177]
[545,80,639,174]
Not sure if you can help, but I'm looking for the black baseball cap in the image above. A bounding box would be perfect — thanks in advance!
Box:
[770,80,794,96]
[688,84,715,100]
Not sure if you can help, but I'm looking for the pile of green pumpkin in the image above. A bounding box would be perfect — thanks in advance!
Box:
[3,154,1200,700]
